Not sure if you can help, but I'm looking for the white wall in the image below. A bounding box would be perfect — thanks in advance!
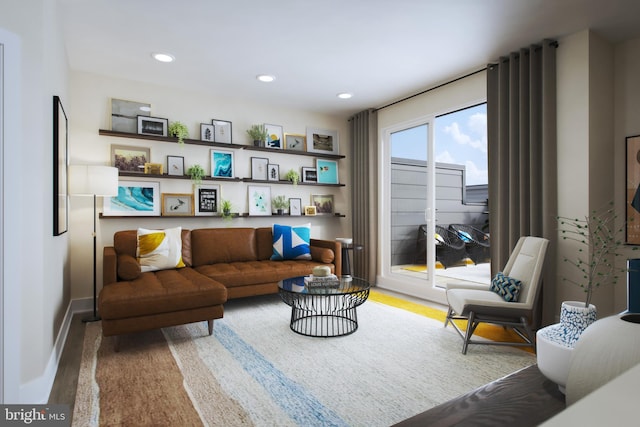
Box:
[68,71,351,301]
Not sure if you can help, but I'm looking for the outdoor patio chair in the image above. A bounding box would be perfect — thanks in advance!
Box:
[444,236,549,354]
[449,224,491,264]
[414,224,467,268]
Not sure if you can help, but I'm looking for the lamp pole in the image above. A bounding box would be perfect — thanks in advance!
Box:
[83,193,100,323]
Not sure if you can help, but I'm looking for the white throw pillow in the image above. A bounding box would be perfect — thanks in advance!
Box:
[137,227,185,272]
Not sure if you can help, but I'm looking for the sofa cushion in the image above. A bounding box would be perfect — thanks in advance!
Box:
[271,223,312,260]
[311,246,334,264]
[117,254,141,280]
[114,229,192,267]
[191,228,258,266]
[137,227,185,272]
[490,272,522,302]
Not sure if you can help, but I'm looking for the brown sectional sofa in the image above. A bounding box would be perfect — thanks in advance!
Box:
[99,227,341,343]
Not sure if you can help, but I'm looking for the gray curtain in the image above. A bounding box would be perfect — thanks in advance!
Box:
[487,39,557,325]
[350,109,378,283]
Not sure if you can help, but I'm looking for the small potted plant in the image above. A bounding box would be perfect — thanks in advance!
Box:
[272,195,288,215]
[169,121,189,145]
[186,164,205,185]
[286,169,300,186]
[221,199,233,222]
[246,124,268,147]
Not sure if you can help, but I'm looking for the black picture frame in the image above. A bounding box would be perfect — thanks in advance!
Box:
[626,135,640,244]
[53,95,68,236]
[137,115,168,137]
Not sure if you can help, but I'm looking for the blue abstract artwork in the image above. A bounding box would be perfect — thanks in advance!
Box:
[103,181,160,216]
[211,150,233,178]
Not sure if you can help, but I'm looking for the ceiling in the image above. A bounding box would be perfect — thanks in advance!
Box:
[59,0,640,118]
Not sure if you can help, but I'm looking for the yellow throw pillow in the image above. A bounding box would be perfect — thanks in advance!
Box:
[137,227,185,272]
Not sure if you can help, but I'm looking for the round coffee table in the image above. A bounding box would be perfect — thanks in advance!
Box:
[278,276,370,337]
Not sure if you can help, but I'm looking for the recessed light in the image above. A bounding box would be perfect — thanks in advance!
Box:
[337,92,353,99]
[152,52,175,63]
[257,74,276,82]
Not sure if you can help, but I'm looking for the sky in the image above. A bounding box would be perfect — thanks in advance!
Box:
[390,103,488,186]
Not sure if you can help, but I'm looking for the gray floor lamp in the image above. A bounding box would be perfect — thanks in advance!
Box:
[69,165,119,323]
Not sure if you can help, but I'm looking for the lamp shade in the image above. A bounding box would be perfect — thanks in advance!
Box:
[69,165,119,196]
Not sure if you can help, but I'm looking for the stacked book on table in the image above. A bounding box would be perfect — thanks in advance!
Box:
[304,274,340,288]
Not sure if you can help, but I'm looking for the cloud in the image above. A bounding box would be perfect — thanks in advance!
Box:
[465,160,488,186]
[435,150,456,164]
[444,118,487,154]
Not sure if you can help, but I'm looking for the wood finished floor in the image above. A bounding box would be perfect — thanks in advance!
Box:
[48,314,85,414]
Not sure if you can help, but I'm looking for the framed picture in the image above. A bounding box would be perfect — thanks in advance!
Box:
[316,159,339,184]
[304,205,317,216]
[284,133,306,152]
[289,198,302,216]
[264,123,283,149]
[194,184,220,216]
[200,123,215,142]
[111,144,150,173]
[311,194,334,215]
[137,115,168,137]
[268,163,280,181]
[626,135,640,244]
[111,98,150,133]
[144,162,163,175]
[210,149,234,178]
[161,193,194,216]
[212,119,232,144]
[53,96,68,236]
[306,127,339,155]
[167,155,184,176]
[302,167,317,183]
[103,180,160,216]
[248,185,272,216]
[251,157,269,180]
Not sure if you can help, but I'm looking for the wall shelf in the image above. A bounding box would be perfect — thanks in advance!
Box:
[99,129,243,149]
[242,178,345,187]
[99,213,345,219]
[117,171,242,182]
[242,145,345,160]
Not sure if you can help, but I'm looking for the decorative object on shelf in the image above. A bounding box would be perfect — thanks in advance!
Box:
[251,157,269,180]
[144,162,163,175]
[268,163,280,181]
[166,155,184,176]
[137,115,168,137]
[186,164,206,185]
[111,98,150,133]
[626,135,640,243]
[210,149,234,178]
[304,205,317,216]
[161,193,194,216]
[69,165,119,322]
[221,199,233,221]
[284,133,306,152]
[248,185,272,216]
[302,167,317,183]
[194,184,220,216]
[286,169,300,186]
[168,121,189,145]
[272,195,288,215]
[289,198,302,216]
[316,159,339,184]
[53,95,68,236]
[311,194,334,215]
[111,144,150,173]
[200,123,215,142]
[212,119,232,144]
[247,124,268,147]
[306,127,339,155]
[264,123,283,149]
[103,180,160,216]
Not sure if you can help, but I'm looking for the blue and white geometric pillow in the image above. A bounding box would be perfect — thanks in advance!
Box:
[271,223,312,260]
[490,272,522,302]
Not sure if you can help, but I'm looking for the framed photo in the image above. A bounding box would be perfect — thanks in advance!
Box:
[137,115,168,137]
[306,127,339,155]
[627,135,640,244]
[161,193,194,216]
[200,123,215,142]
[264,123,283,149]
[316,159,339,184]
[210,149,234,178]
[251,157,269,180]
[111,98,150,133]
[103,180,160,216]
[212,119,232,144]
[144,162,163,175]
[284,133,306,152]
[248,185,272,216]
[302,167,317,183]
[53,96,68,236]
[194,184,220,216]
[167,156,184,176]
[304,205,317,216]
[311,194,334,215]
[289,198,302,216]
[111,144,150,173]
[267,163,280,181]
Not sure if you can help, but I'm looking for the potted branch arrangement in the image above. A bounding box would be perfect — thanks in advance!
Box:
[272,195,288,215]
[246,124,268,147]
[169,121,189,145]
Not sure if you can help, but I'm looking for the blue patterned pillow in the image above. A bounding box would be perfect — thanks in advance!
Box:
[490,272,522,302]
[271,223,312,260]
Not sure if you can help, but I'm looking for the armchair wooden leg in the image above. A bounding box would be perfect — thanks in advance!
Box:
[444,307,453,327]
[462,311,476,355]
[207,319,214,335]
